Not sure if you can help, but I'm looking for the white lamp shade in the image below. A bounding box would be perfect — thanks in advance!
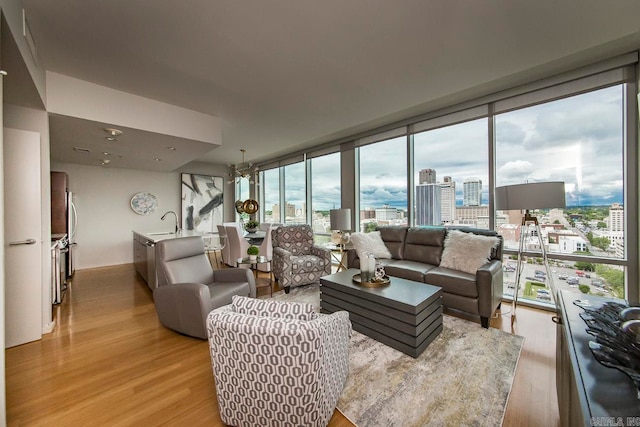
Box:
[330,208,351,231]
[495,182,566,211]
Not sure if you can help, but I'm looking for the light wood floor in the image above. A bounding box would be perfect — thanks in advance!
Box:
[6,264,560,426]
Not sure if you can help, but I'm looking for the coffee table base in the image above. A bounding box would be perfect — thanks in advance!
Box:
[320,270,443,358]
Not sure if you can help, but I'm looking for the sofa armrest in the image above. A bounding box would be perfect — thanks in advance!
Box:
[346,249,359,269]
[476,259,504,319]
[153,282,213,339]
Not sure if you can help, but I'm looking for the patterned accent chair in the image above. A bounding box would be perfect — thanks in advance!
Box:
[207,296,352,427]
[272,224,332,293]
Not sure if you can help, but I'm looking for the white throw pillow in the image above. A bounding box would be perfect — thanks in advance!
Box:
[440,230,500,275]
[349,231,392,259]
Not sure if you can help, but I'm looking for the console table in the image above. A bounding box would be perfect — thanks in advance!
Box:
[555,290,640,426]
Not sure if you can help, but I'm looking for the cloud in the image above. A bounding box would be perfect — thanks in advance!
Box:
[495,121,525,146]
[496,160,534,183]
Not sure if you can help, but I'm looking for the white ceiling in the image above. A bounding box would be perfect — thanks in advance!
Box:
[19,0,640,171]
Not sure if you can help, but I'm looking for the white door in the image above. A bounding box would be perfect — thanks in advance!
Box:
[4,128,42,348]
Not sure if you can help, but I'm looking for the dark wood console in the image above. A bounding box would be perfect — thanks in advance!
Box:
[556,290,640,426]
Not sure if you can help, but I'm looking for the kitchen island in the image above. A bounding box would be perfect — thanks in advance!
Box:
[133,230,211,289]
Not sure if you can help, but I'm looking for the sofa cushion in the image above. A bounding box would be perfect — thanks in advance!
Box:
[376,226,408,259]
[440,229,500,275]
[349,231,392,259]
[424,267,478,298]
[231,295,317,321]
[382,259,437,283]
[404,227,446,265]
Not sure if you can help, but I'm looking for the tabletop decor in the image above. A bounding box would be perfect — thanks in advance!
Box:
[247,245,259,262]
[574,299,640,398]
[130,192,158,215]
[244,220,260,233]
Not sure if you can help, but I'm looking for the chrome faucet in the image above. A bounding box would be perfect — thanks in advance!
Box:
[161,211,180,234]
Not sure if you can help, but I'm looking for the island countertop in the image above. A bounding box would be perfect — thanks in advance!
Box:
[132,230,213,243]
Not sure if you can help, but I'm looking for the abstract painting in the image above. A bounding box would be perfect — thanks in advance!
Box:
[181,173,224,233]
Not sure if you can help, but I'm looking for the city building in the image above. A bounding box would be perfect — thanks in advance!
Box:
[463,178,482,206]
[418,168,436,184]
[439,176,456,223]
[416,183,442,225]
[610,203,624,232]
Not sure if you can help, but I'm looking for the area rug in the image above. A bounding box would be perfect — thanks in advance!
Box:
[270,284,525,427]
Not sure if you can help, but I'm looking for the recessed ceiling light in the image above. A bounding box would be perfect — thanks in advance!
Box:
[101,159,111,166]
[154,158,162,162]
[104,128,123,141]
[167,146,176,151]
[102,152,111,156]
[104,128,123,137]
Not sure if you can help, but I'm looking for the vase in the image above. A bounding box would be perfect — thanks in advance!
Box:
[249,255,257,262]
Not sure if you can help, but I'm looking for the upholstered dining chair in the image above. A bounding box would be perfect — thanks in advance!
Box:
[224,225,252,267]
[207,296,352,427]
[271,224,331,293]
[216,225,231,267]
[153,236,256,339]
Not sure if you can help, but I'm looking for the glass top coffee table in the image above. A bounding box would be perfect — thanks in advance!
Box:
[237,256,273,297]
[320,268,443,358]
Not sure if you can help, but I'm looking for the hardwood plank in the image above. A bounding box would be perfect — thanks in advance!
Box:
[5,264,559,426]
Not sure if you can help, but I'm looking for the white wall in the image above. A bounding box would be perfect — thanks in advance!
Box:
[51,162,233,269]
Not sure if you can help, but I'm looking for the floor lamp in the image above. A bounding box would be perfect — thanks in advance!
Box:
[495,182,566,323]
[330,209,351,272]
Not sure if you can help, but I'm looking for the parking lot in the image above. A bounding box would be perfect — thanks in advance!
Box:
[502,260,608,305]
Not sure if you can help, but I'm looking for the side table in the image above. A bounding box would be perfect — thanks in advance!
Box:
[237,256,273,297]
[326,244,348,272]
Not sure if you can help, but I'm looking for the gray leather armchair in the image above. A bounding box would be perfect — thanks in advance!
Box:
[153,236,256,339]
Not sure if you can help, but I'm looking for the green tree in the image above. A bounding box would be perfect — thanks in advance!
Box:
[364,222,377,233]
[579,284,590,294]
[595,265,625,298]
[597,221,607,229]
[574,261,595,272]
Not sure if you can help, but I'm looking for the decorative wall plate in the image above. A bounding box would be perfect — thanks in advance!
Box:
[130,192,158,215]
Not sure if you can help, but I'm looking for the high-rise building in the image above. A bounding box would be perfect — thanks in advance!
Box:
[375,205,399,221]
[463,178,482,206]
[609,203,624,232]
[418,168,436,184]
[416,183,441,226]
[439,176,456,223]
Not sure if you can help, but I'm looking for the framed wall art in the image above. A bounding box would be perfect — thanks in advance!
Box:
[181,173,224,233]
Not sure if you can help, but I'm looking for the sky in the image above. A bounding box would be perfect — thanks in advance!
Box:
[263,84,626,212]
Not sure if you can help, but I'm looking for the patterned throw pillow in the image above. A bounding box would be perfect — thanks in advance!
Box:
[440,229,500,275]
[231,295,318,321]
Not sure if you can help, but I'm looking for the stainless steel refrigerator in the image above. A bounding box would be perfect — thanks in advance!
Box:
[51,171,77,279]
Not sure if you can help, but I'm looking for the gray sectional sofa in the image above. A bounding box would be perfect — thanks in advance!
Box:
[346,226,504,328]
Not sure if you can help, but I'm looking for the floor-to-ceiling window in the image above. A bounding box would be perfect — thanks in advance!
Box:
[261,168,280,223]
[310,152,341,238]
[413,118,489,228]
[495,84,628,303]
[283,161,306,224]
[358,136,408,232]
[254,55,638,304]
